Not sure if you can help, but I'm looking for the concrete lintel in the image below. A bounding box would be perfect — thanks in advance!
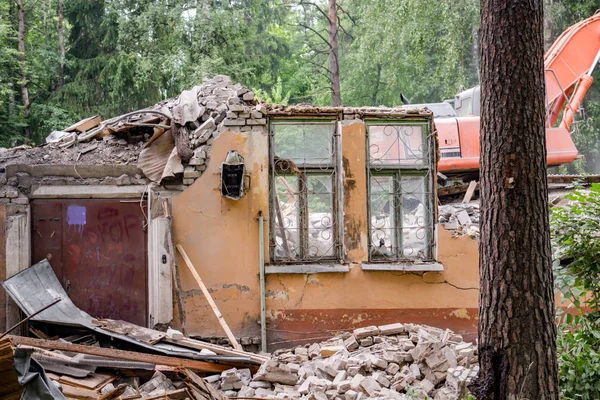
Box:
[31,185,147,199]
[6,164,143,179]
[361,263,444,272]
[266,264,350,274]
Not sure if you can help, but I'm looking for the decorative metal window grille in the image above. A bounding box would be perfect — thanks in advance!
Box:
[269,121,341,263]
[367,123,434,261]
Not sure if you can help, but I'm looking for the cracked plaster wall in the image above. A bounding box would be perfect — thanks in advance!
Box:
[170,120,480,345]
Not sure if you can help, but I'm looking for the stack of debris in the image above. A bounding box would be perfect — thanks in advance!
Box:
[203,323,478,400]
[0,75,266,193]
[1,334,229,399]
[1,258,270,399]
[438,203,480,239]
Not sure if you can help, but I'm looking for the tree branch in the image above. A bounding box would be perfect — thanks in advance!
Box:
[336,4,356,26]
[297,23,332,48]
[297,1,330,22]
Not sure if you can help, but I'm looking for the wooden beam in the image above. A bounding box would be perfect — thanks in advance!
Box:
[176,244,243,351]
[8,336,228,373]
[462,180,478,203]
[64,115,102,133]
[162,337,268,364]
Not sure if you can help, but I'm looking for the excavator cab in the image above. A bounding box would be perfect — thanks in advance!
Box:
[436,11,600,178]
[454,86,480,117]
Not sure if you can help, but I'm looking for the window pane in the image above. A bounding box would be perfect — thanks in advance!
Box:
[369,125,426,167]
[370,175,396,259]
[307,175,335,258]
[273,123,333,166]
[401,175,431,258]
[274,175,300,260]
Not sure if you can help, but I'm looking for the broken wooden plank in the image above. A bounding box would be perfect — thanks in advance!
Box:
[9,336,229,373]
[143,388,191,400]
[462,180,478,203]
[58,382,100,399]
[64,115,102,133]
[179,368,227,400]
[93,319,166,345]
[59,373,116,390]
[163,337,268,364]
[176,244,243,351]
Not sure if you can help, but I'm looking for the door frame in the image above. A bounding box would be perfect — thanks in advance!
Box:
[29,184,173,328]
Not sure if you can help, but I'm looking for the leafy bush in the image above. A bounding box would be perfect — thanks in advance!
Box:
[551,183,600,399]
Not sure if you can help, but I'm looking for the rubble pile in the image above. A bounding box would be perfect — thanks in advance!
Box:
[0,75,266,189]
[209,323,478,400]
[438,203,480,239]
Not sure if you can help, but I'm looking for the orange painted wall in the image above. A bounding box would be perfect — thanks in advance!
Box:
[171,120,481,346]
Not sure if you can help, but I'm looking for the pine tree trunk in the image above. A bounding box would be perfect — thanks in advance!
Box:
[468,0,559,398]
[16,0,30,139]
[328,0,341,106]
[57,0,65,91]
[372,63,381,106]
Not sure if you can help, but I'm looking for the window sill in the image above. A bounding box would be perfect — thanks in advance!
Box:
[265,264,350,274]
[361,262,444,272]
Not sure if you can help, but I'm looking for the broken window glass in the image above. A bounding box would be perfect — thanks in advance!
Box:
[270,121,340,263]
[367,124,433,261]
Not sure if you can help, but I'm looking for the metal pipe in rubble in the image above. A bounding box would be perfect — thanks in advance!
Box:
[258,211,267,353]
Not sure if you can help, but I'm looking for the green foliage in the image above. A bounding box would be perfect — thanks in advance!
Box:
[557,316,600,399]
[551,184,600,399]
[0,0,598,174]
[342,0,480,106]
[552,183,600,314]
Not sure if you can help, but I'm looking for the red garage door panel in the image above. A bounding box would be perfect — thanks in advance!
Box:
[32,199,148,326]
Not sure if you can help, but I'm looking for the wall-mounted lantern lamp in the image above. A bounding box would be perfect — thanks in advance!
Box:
[220,150,250,200]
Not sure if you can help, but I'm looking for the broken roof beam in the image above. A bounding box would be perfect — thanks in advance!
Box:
[8,336,229,374]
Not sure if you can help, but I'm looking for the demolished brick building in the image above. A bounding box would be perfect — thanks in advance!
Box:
[0,76,480,351]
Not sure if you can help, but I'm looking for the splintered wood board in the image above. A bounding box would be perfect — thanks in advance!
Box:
[64,115,102,133]
[59,383,100,399]
[59,373,116,390]
[95,319,166,345]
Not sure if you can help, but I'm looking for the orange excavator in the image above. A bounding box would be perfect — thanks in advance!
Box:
[435,11,600,178]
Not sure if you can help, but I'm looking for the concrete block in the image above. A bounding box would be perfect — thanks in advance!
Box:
[223,118,246,126]
[337,379,351,393]
[386,363,400,375]
[344,335,359,351]
[333,358,348,371]
[370,356,388,370]
[372,372,390,388]
[353,326,380,339]
[332,370,347,386]
[378,323,405,336]
[359,376,381,397]
[349,374,364,391]
[247,118,267,125]
[11,197,28,205]
[359,337,373,347]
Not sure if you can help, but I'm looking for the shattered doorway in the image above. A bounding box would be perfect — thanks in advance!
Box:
[31,199,148,326]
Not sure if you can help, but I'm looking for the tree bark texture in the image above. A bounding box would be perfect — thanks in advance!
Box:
[328,0,341,106]
[57,0,65,91]
[17,0,30,138]
[469,0,559,399]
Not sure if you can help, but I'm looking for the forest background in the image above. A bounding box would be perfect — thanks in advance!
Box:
[0,0,598,172]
